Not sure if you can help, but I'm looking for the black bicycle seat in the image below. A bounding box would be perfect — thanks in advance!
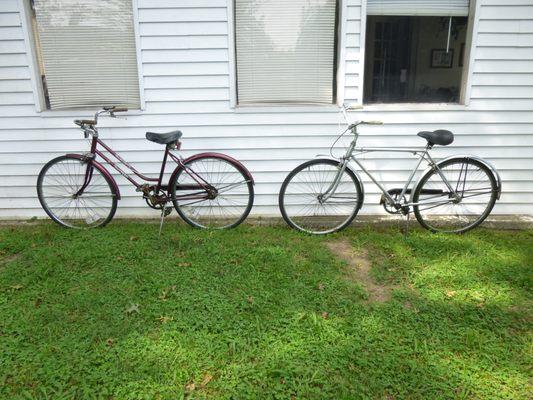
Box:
[145,130,183,145]
[417,130,454,146]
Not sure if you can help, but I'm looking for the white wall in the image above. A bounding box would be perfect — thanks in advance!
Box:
[0,0,532,218]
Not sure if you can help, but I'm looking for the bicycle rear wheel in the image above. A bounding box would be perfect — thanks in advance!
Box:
[279,159,363,234]
[37,155,117,228]
[413,157,497,233]
[170,155,254,229]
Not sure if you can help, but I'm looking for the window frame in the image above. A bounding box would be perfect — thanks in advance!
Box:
[227,0,348,110]
[358,0,480,108]
[18,0,145,114]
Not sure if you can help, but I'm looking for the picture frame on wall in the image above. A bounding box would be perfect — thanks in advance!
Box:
[430,49,454,68]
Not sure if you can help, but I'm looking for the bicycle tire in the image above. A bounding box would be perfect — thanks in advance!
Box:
[279,159,363,234]
[169,155,254,229]
[37,155,118,229]
[412,157,497,233]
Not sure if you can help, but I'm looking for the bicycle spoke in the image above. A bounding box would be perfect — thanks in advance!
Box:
[414,159,496,233]
[172,157,253,229]
[280,160,361,234]
[38,157,116,229]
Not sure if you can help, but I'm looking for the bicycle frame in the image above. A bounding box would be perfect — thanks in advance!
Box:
[73,128,215,204]
[322,126,460,210]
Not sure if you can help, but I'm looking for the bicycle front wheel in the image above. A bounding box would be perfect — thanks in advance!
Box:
[413,157,498,233]
[170,155,254,229]
[279,159,363,234]
[37,155,118,228]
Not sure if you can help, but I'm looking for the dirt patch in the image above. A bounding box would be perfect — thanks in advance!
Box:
[325,239,394,303]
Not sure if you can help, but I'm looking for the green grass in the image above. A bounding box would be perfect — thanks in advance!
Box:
[0,222,531,400]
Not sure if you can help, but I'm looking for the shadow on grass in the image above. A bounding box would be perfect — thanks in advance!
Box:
[0,223,530,399]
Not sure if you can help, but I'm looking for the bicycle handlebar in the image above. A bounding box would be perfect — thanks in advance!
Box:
[346,104,363,110]
[74,106,128,130]
[96,106,128,122]
[341,104,383,129]
[102,106,128,113]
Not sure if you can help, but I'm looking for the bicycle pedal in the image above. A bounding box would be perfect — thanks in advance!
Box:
[163,206,172,217]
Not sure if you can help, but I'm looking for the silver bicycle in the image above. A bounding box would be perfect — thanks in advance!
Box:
[279,106,502,234]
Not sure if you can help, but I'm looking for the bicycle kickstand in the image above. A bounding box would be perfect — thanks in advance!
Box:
[158,202,172,237]
[402,212,410,239]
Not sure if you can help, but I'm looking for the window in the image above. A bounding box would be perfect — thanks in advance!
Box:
[363,0,471,104]
[28,0,140,110]
[234,0,339,105]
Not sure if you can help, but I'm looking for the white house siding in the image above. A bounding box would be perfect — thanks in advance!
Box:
[0,0,532,218]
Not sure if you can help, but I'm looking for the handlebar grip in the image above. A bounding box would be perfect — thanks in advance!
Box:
[346,105,363,110]
[74,119,96,126]
[363,120,383,125]
[113,107,128,112]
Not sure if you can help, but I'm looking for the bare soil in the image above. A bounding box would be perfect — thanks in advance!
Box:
[325,239,394,303]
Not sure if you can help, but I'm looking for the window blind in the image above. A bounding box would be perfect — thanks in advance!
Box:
[33,0,140,110]
[235,0,337,104]
[367,0,470,16]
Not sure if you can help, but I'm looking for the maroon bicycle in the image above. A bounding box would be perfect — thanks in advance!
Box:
[37,106,254,229]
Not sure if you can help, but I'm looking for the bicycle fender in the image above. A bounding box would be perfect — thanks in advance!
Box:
[410,155,502,203]
[168,152,255,188]
[313,156,365,205]
[65,153,121,200]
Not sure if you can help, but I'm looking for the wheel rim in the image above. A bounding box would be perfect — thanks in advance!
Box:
[281,161,361,234]
[39,158,115,228]
[173,157,253,229]
[414,160,496,232]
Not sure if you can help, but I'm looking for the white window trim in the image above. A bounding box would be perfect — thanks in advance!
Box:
[18,0,145,114]
[357,0,368,106]
[226,0,347,111]
[460,0,480,106]
[336,0,348,107]
[358,0,479,108]
[132,0,146,111]
[227,0,237,109]
[18,0,45,112]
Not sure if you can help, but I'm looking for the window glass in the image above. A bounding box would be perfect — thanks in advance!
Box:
[364,15,469,104]
[30,0,140,110]
[235,0,338,105]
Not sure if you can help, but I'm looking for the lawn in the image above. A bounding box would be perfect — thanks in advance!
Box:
[0,222,531,399]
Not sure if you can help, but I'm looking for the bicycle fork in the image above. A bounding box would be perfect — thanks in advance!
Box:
[73,156,96,198]
[320,139,357,203]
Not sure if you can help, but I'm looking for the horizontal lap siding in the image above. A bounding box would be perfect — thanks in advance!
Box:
[0,3,32,117]
[0,0,532,219]
[471,1,533,216]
